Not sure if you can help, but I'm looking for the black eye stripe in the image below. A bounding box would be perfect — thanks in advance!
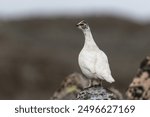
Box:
[80,23,84,26]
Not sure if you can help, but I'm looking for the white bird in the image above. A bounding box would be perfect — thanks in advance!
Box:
[76,20,115,87]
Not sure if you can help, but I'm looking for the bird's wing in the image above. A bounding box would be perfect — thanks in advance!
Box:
[78,49,98,74]
[94,50,111,78]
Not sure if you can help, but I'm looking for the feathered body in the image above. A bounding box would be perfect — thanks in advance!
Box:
[77,20,115,85]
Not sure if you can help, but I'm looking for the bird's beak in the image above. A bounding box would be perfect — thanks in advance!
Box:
[76,24,79,27]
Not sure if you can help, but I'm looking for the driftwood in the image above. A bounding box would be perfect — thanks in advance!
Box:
[51,56,150,100]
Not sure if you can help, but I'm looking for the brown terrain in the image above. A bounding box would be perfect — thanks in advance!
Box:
[0,16,149,99]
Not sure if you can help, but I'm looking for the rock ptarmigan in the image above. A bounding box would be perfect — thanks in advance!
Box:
[76,20,115,87]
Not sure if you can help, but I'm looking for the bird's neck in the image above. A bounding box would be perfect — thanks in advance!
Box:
[83,29,97,48]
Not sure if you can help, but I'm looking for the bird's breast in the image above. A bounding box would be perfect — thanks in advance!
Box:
[79,49,97,64]
[78,49,97,71]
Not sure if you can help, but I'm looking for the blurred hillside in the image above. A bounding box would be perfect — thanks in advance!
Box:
[0,16,149,99]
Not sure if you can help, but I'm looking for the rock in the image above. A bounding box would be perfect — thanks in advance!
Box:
[126,56,150,99]
[76,86,119,100]
[51,72,122,100]
[50,73,89,99]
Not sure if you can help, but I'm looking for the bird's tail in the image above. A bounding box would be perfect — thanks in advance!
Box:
[106,75,115,83]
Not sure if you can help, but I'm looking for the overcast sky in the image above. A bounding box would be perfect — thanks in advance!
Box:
[0,0,150,22]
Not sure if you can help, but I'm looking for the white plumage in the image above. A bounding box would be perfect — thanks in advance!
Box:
[76,20,115,86]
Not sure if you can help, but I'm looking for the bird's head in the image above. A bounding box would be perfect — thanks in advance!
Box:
[76,20,90,31]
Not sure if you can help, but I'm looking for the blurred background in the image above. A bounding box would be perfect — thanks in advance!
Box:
[0,0,150,99]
